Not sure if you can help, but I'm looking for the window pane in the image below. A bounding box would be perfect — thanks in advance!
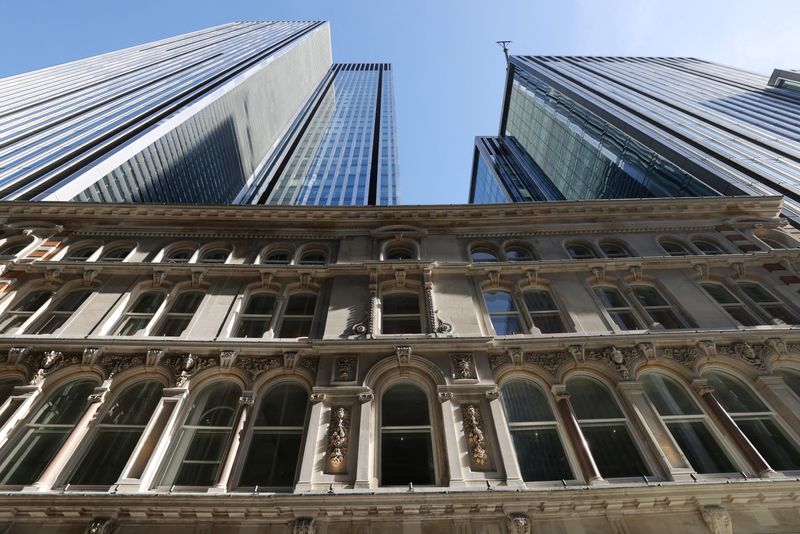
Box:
[582,425,650,478]
[666,422,735,474]
[383,384,430,426]
[173,430,228,486]
[641,374,700,416]
[649,309,684,329]
[68,429,143,485]
[694,241,723,255]
[200,250,228,263]
[484,291,516,313]
[524,290,557,311]
[490,315,522,335]
[633,287,668,307]
[299,252,326,264]
[34,315,69,335]
[157,317,191,337]
[244,294,276,315]
[239,431,302,487]
[567,245,594,259]
[0,379,20,406]
[739,283,777,303]
[67,247,96,261]
[501,380,554,422]
[264,251,290,263]
[567,378,623,419]
[53,290,91,312]
[594,287,627,309]
[728,307,761,326]
[101,247,132,262]
[737,418,800,470]
[511,429,573,481]
[284,295,317,315]
[531,314,566,333]
[130,293,164,314]
[383,317,422,334]
[237,319,271,338]
[185,382,240,427]
[762,305,799,325]
[386,247,414,260]
[171,293,204,314]
[704,373,767,413]
[0,429,71,485]
[116,317,151,336]
[381,431,434,485]
[601,243,629,257]
[702,284,738,305]
[506,247,533,261]
[608,311,639,330]
[254,384,308,427]
[34,381,95,425]
[471,249,497,262]
[383,295,419,315]
[661,241,689,256]
[278,318,313,338]
[99,381,163,426]
[16,291,52,312]
[776,370,800,399]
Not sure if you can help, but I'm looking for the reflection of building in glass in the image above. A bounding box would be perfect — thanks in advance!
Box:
[471,56,800,225]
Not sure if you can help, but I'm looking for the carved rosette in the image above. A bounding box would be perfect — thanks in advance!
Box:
[334,356,356,382]
[718,342,769,371]
[86,517,116,534]
[451,353,476,380]
[325,406,350,473]
[462,404,489,470]
[506,512,530,534]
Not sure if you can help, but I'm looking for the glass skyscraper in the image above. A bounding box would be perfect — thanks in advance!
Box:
[471,56,800,224]
[0,22,399,206]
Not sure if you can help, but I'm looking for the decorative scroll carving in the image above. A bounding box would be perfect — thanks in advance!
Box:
[351,319,368,335]
[718,342,768,371]
[86,517,116,534]
[98,354,143,379]
[83,269,99,286]
[462,404,489,469]
[767,338,788,357]
[8,347,28,364]
[394,268,407,288]
[298,356,319,375]
[567,344,585,362]
[487,270,500,287]
[508,347,523,365]
[310,393,326,403]
[587,346,632,379]
[699,505,732,534]
[82,347,102,366]
[526,269,538,286]
[220,350,238,369]
[731,262,745,279]
[233,356,281,379]
[694,263,709,280]
[334,357,356,382]
[591,266,605,282]
[629,265,642,281]
[485,388,500,400]
[451,354,476,380]
[358,392,374,403]
[191,270,205,288]
[166,354,217,387]
[283,351,299,370]
[525,351,569,375]
[438,391,454,402]
[636,342,656,360]
[146,348,164,367]
[326,407,350,473]
[659,346,701,369]
[506,512,530,534]
[367,268,378,336]
[44,268,61,286]
[396,346,412,366]
[260,271,274,289]
[239,393,255,407]
[292,517,315,534]
[29,350,74,385]
[488,353,511,371]
[436,317,453,333]
[423,267,437,333]
[299,272,313,289]
[152,270,167,287]
[696,340,717,359]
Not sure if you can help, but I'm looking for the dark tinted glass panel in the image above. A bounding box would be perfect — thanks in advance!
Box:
[101,247,132,261]
[704,373,767,413]
[284,295,317,315]
[661,241,690,256]
[582,425,649,478]
[239,432,302,487]
[600,243,629,257]
[186,382,240,427]
[641,374,700,416]
[67,247,96,260]
[511,428,572,481]
[68,429,142,485]
[532,314,566,333]
[167,249,193,262]
[0,379,20,406]
[383,295,419,315]
[383,318,422,334]
[265,251,290,263]
[130,293,164,313]
[173,431,227,486]
[244,294,276,315]
[567,378,623,419]
[255,384,308,427]
[278,318,313,338]
[116,318,150,336]
[100,381,163,426]
[666,421,734,474]
[383,383,430,426]
[491,315,522,335]
[484,291,516,313]
[200,250,228,263]
[17,291,51,312]
[501,380,554,422]
[386,247,414,260]
[702,284,739,305]
[381,432,434,485]
[0,243,27,257]
[237,320,270,338]
[299,252,326,264]
[157,318,191,337]
[34,380,96,425]
[594,287,627,309]
[649,309,684,329]
[506,247,533,261]
[0,430,70,485]
[608,311,639,330]
[633,287,668,307]
[737,419,800,470]
[567,245,594,258]
[694,241,723,254]
[170,293,204,313]
[524,291,557,311]
[471,249,497,262]
[740,283,778,302]
[776,370,800,398]
[727,307,761,326]
[54,290,91,312]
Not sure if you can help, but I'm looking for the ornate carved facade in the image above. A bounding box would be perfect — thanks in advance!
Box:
[0,197,799,532]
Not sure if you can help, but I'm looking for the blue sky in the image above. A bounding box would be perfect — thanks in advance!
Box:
[1,0,797,204]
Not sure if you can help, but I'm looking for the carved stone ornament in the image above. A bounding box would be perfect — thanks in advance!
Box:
[451,353,476,380]
[299,272,313,289]
[358,392,374,403]
[83,269,99,286]
[587,346,632,379]
[219,350,238,369]
[567,344,585,362]
[292,517,315,534]
[591,266,605,282]
[396,346,412,366]
[152,270,167,287]
[394,268,407,288]
[485,388,500,400]
[298,356,319,375]
[97,354,143,379]
[462,404,489,469]
[731,262,745,279]
[30,350,69,383]
[326,406,350,473]
[7,347,28,364]
[146,348,164,367]
[508,347,523,365]
[629,265,643,281]
[191,270,205,288]
[44,268,61,286]
[488,353,511,371]
[718,342,768,371]
[310,392,326,403]
[696,340,717,359]
[334,356,356,382]
[487,270,501,287]
[260,271,274,289]
[351,319,368,335]
[699,505,733,534]
[526,268,538,286]
[636,342,656,360]
[659,346,702,369]
[82,347,102,366]
[525,351,569,375]
[694,263,709,280]
[438,391,454,402]
[283,351,299,370]
[86,517,116,534]
[767,338,788,357]
[506,512,530,534]
[436,316,453,333]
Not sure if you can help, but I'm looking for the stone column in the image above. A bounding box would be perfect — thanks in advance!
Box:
[295,392,326,491]
[354,392,374,489]
[210,391,254,492]
[551,385,602,483]
[485,389,524,487]
[617,381,692,480]
[27,384,109,492]
[439,392,466,487]
[694,379,773,476]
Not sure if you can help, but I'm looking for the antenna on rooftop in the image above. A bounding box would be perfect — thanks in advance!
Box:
[496,41,512,63]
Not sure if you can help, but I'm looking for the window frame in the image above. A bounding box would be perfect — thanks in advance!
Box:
[233,291,278,339]
[0,238,34,260]
[111,290,168,336]
[592,285,643,331]
[0,289,53,335]
[699,282,762,326]
[736,281,800,325]
[564,242,597,259]
[521,287,570,334]
[598,240,632,258]
[380,290,425,335]
[151,290,206,337]
[630,284,691,329]
[198,247,230,264]
[659,238,692,257]
[27,288,93,335]
[482,288,525,336]
[469,245,499,263]
[274,291,319,339]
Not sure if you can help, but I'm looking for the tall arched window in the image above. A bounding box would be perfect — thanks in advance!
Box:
[30,289,92,334]
[0,290,51,334]
[523,289,567,333]
[239,383,308,489]
[641,374,734,474]
[381,382,434,485]
[501,379,572,481]
[0,378,22,407]
[566,377,649,478]
[153,291,204,337]
[277,294,317,338]
[0,239,32,259]
[483,290,522,335]
[660,239,691,256]
[700,283,760,326]
[693,239,725,255]
[631,285,689,329]
[738,282,799,325]
[161,381,241,487]
[382,293,422,334]
[236,293,276,338]
[703,371,800,471]
[68,381,163,486]
[775,369,800,399]
[0,379,96,485]
[114,291,165,335]
[594,287,640,330]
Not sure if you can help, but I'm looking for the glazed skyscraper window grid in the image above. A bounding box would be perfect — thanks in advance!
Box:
[0,22,399,206]
[470,56,800,226]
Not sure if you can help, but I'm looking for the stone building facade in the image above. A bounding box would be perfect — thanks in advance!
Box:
[0,197,799,533]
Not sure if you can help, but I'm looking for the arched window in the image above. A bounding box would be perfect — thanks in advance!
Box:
[761,238,787,250]
[65,244,97,261]
[483,290,522,335]
[631,286,689,329]
[0,240,31,259]
[0,378,22,407]
[262,249,291,264]
[164,248,194,264]
[298,250,327,265]
[565,243,595,259]
[700,283,760,326]
[277,294,317,338]
[594,287,641,330]
[161,381,241,487]
[30,289,92,334]
[523,289,567,333]
[381,382,434,485]
[505,245,534,261]
[703,371,800,471]
[114,291,165,335]
[382,293,422,334]
[385,245,415,261]
[68,380,163,486]
[470,247,497,263]
[0,379,96,485]
[199,248,229,264]
[641,374,734,474]
[738,282,799,325]
[239,383,308,489]
[99,246,133,262]
[0,290,52,334]
[660,239,691,257]
[599,241,630,258]
[566,377,650,478]
[775,369,800,399]
[153,291,204,337]
[501,379,572,481]
[693,239,725,255]
[236,293,276,338]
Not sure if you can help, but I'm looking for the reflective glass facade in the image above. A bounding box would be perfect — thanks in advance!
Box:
[472,56,800,226]
[244,64,399,206]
